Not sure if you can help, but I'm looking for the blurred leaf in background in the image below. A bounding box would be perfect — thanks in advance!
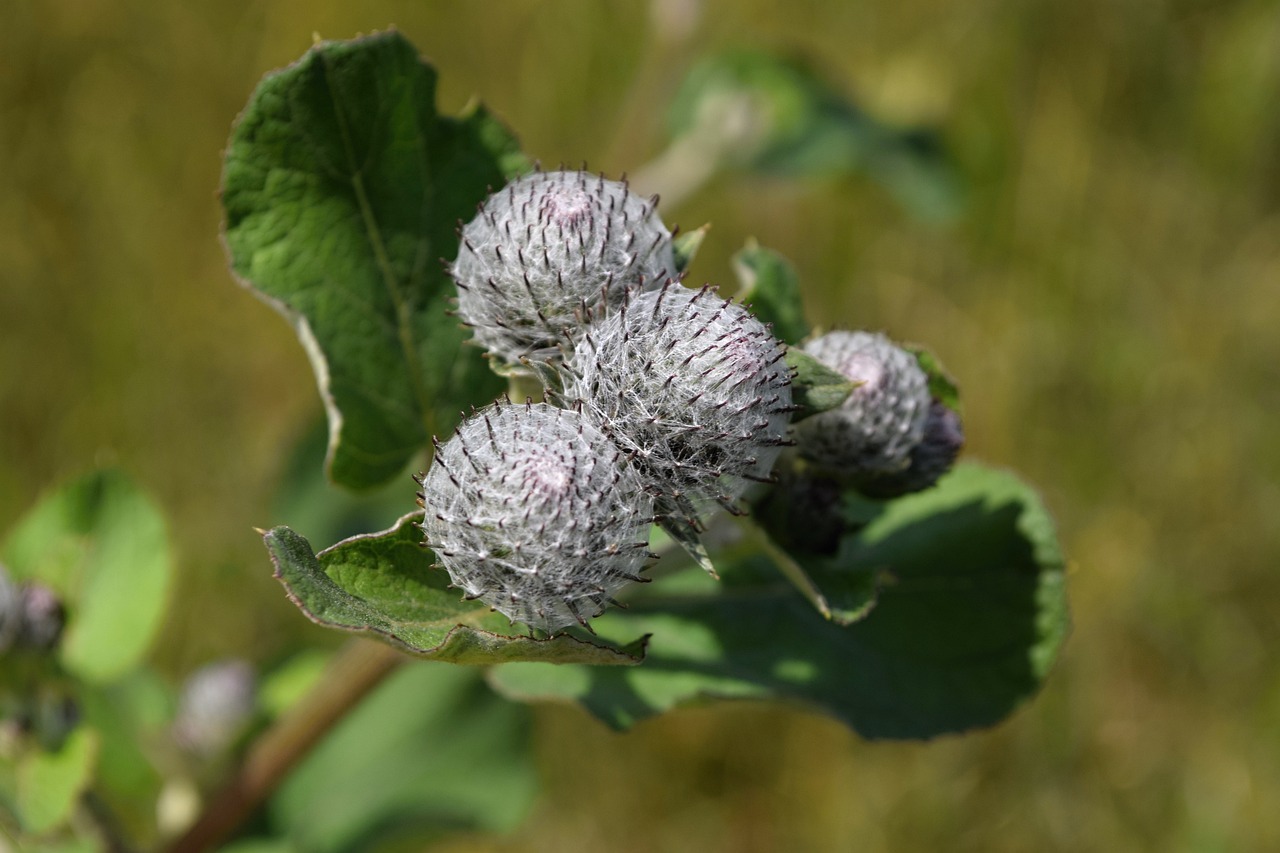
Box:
[648,49,964,221]
[263,663,536,851]
[3,470,172,685]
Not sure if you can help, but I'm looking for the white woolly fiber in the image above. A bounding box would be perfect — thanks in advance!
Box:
[451,170,678,369]
[794,331,931,475]
[418,400,655,632]
[564,282,793,522]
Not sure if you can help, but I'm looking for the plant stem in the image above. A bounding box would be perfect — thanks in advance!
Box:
[164,639,404,853]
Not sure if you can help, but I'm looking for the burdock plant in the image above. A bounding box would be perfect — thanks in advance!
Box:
[0,29,1066,853]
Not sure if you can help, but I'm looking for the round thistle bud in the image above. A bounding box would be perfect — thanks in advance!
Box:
[564,282,793,520]
[417,400,655,632]
[852,400,964,498]
[451,170,679,369]
[793,331,931,476]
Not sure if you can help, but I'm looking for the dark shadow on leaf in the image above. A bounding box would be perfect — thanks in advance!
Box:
[574,492,1065,740]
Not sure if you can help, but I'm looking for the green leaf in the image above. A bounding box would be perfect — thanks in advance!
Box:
[490,463,1069,739]
[259,649,331,718]
[672,223,709,274]
[907,344,962,414]
[751,465,885,625]
[16,727,100,834]
[732,240,809,344]
[787,348,856,419]
[222,31,526,489]
[266,514,648,665]
[667,51,964,223]
[77,672,172,834]
[270,664,535,851]
[2,470,172,683]
[749,522,882,627]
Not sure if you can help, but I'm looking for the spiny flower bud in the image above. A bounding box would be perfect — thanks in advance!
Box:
[417,400,656,632]
[793,331,931,476]
[852,400,964,498]
[563,282,793,522]
[451,169,679,369]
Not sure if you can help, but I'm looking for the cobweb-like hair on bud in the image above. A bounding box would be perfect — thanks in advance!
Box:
[417,400,655,632]
[451,169,679,370]
[851,400,964,498]
[563,282,794,525]
[793,331,931,475]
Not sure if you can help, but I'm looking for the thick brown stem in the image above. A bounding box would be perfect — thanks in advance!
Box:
[165,639,405,853]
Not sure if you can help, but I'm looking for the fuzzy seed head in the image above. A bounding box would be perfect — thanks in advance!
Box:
[853,400,964,498]
[418,401,655,632]
[794,331,931,475]
[564,282,793,519]
[452,170,679,369]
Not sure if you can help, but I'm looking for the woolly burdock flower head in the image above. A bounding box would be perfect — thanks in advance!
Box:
[417,400,655,632]
[851,400,964,498]
[563,282,793,521]
[793,331,931,475]
[451,170,679,369]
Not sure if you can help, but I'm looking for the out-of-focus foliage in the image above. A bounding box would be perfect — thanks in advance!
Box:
[3,471,172,683]
[265,664,536,851]
[3,0,1279,850]
[666,50,965,222]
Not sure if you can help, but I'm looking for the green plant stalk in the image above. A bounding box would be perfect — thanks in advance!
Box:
[165,639,404,853]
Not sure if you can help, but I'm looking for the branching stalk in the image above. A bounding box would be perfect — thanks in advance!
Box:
[165,639,404,853]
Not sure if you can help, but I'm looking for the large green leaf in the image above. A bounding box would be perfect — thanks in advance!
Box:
[268,664,535,851]
[489,463,1069,739]
[2,470,172,683]
[266,514,648,665]
[222,31,524,489]
[667,51,964,222]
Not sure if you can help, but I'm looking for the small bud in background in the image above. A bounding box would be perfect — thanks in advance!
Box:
[564,282,793,524]
[452,169,679,370]
[172,659,258,758]
[792,331,931,477]
[0,564,66,653]
[0,564,21,652]
[418,400,656,632]
[18,582,65,651]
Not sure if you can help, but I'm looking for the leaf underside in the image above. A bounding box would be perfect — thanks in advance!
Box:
[266,513,648,666]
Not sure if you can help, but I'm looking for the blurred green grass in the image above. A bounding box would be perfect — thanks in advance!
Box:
[3,0,1278,850]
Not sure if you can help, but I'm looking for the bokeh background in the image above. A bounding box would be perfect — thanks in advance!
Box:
[3,0,1279,850]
